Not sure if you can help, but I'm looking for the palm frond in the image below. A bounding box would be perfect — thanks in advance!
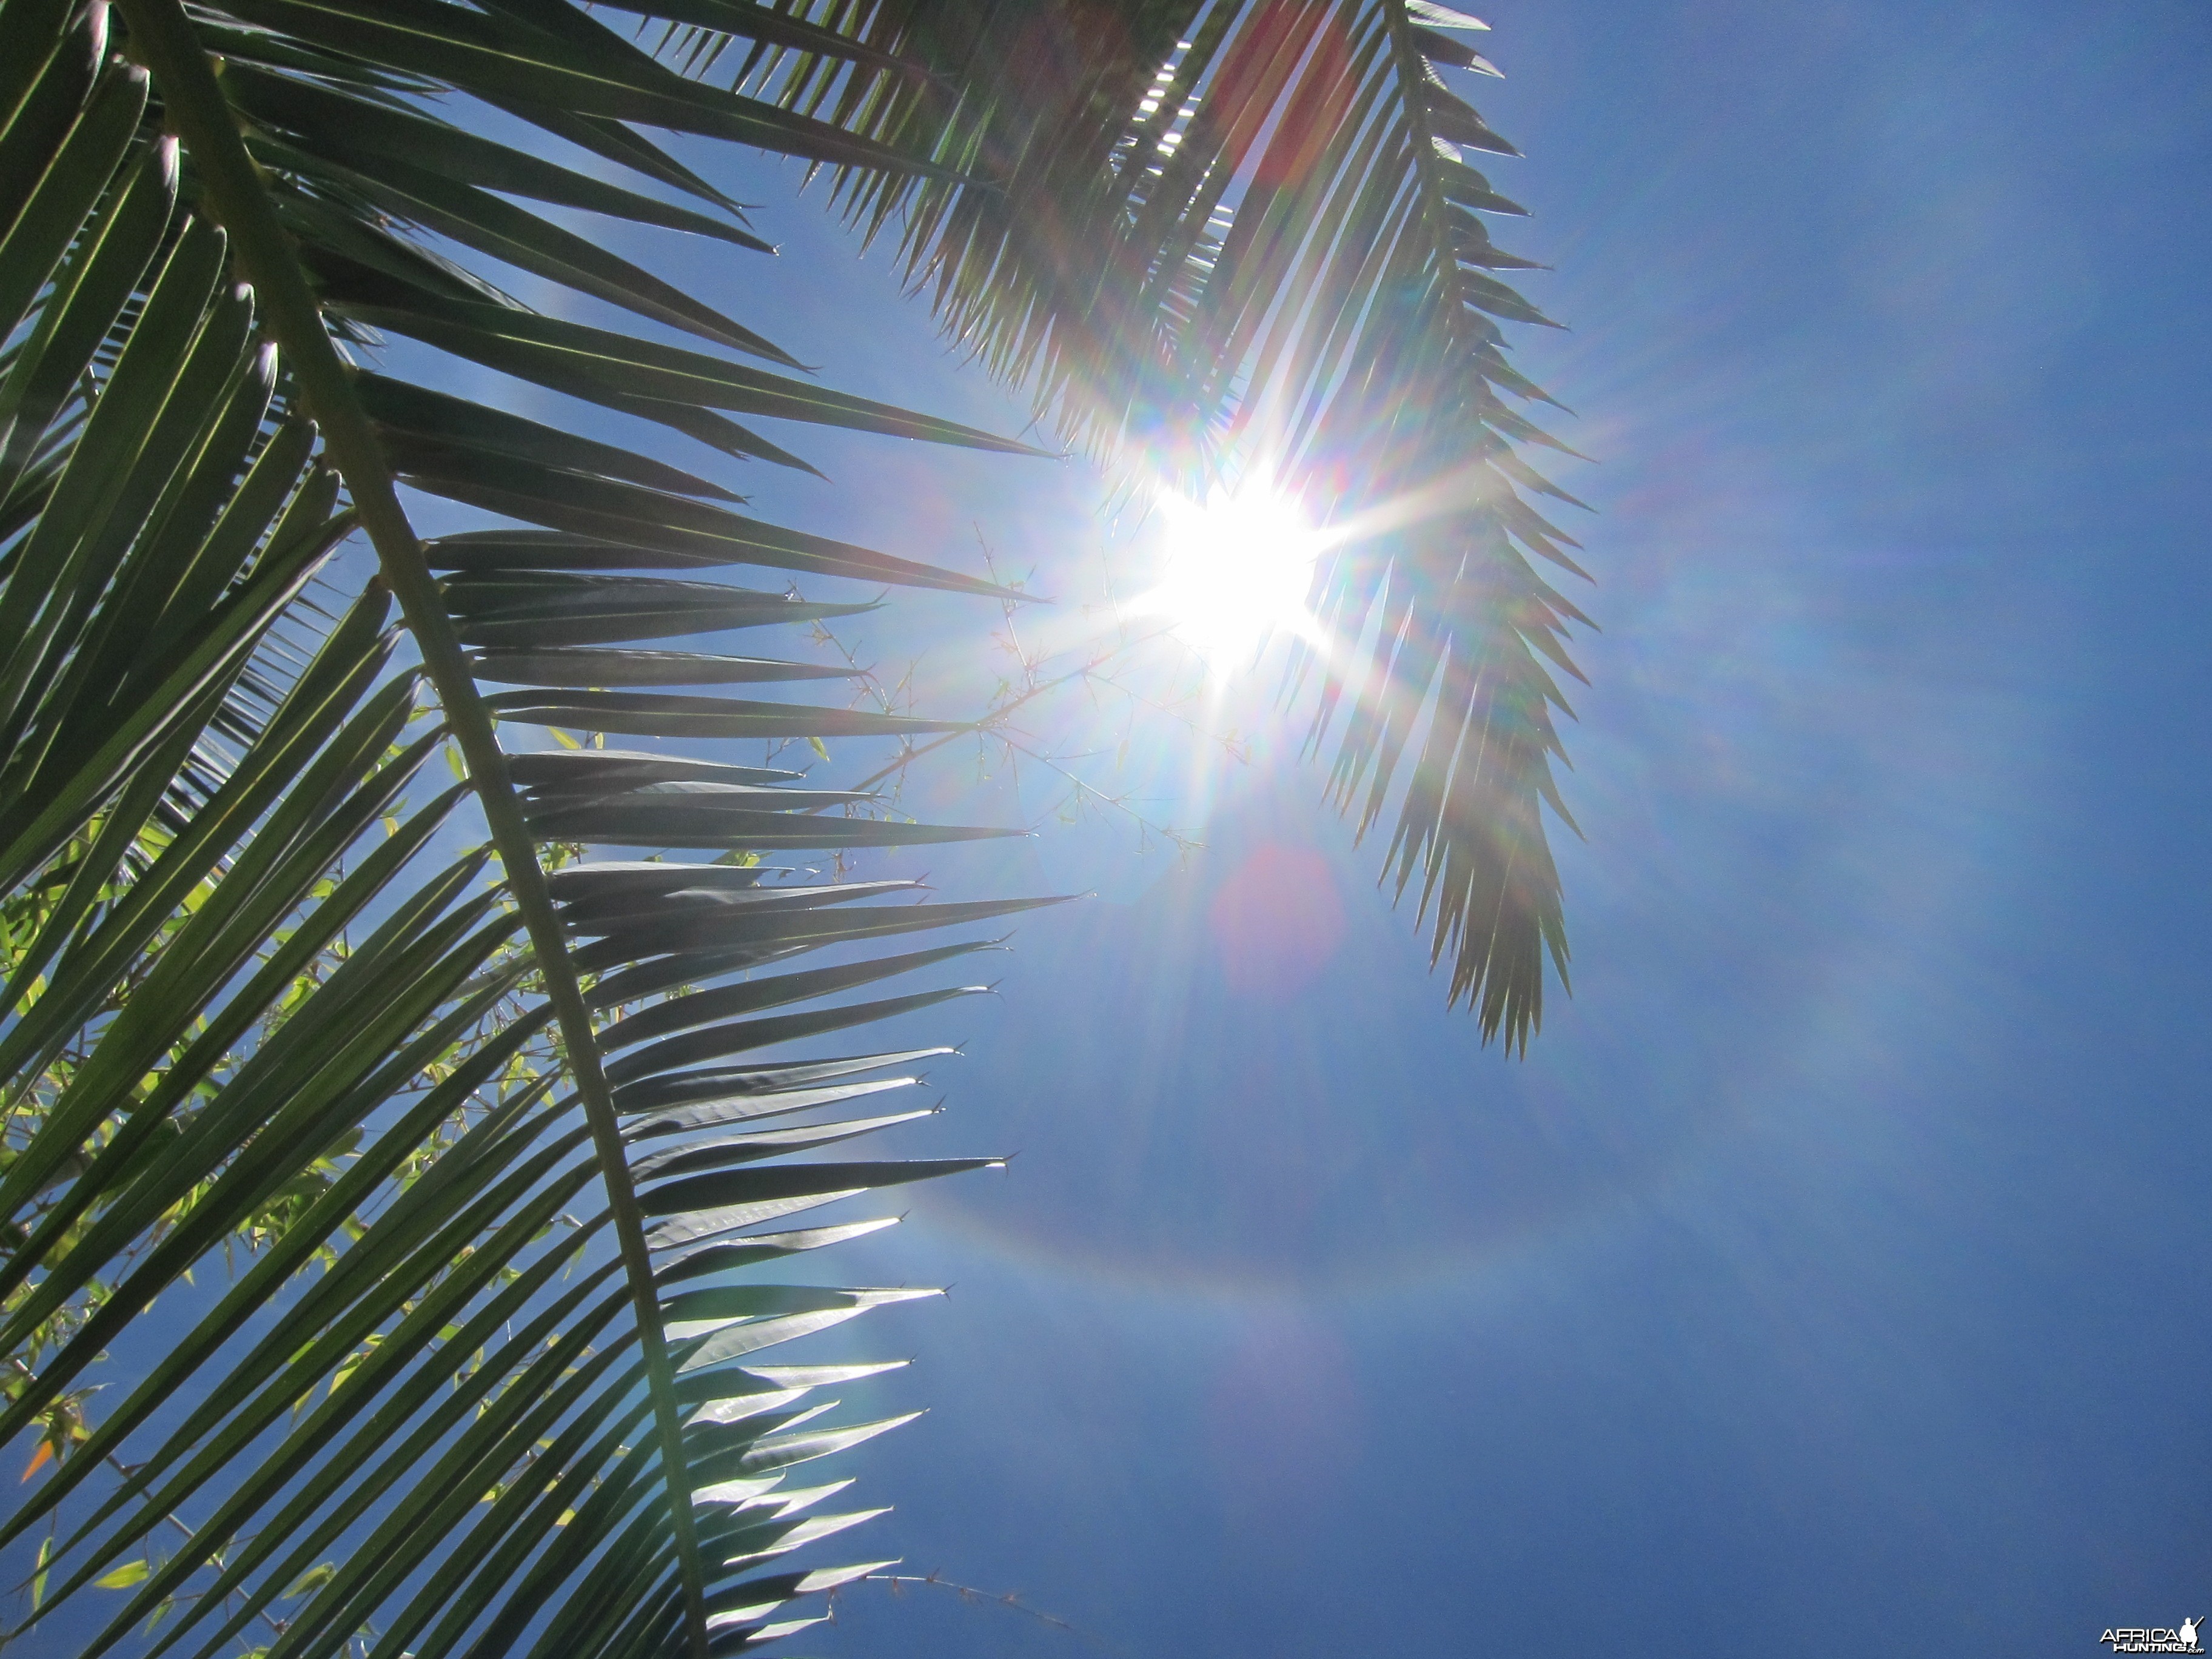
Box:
[1,2,1062,1654]
[665,0,1581,1047]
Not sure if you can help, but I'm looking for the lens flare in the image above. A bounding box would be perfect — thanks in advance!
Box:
[1139,483,1320,671]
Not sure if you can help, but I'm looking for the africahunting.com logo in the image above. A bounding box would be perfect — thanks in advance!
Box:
[2102,1618,2204,1654]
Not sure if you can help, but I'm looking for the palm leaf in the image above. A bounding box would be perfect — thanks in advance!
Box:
[671,0,1581,1047]
[1,2,1064,1655]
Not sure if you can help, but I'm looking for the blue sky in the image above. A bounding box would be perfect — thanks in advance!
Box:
[611,4,2211,1654]
[19,4,2207,1655]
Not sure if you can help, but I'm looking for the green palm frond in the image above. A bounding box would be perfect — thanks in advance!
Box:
[1,2,1062,1654]
[655,0,1581,1047]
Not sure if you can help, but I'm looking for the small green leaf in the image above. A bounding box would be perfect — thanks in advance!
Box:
[281,1561,337,1598]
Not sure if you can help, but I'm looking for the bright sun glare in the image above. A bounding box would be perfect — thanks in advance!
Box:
[1141,484,1321,672]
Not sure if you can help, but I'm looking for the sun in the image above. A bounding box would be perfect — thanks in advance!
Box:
[1139,482,1321,672]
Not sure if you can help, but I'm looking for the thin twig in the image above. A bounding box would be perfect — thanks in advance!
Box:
[831,1570,1128,1654]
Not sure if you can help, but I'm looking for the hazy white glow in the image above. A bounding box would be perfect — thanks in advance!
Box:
[1140,483,1320,672]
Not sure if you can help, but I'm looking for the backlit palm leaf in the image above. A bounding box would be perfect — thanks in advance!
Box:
[0,2,1060,1654]
[670,0,1581,1046]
